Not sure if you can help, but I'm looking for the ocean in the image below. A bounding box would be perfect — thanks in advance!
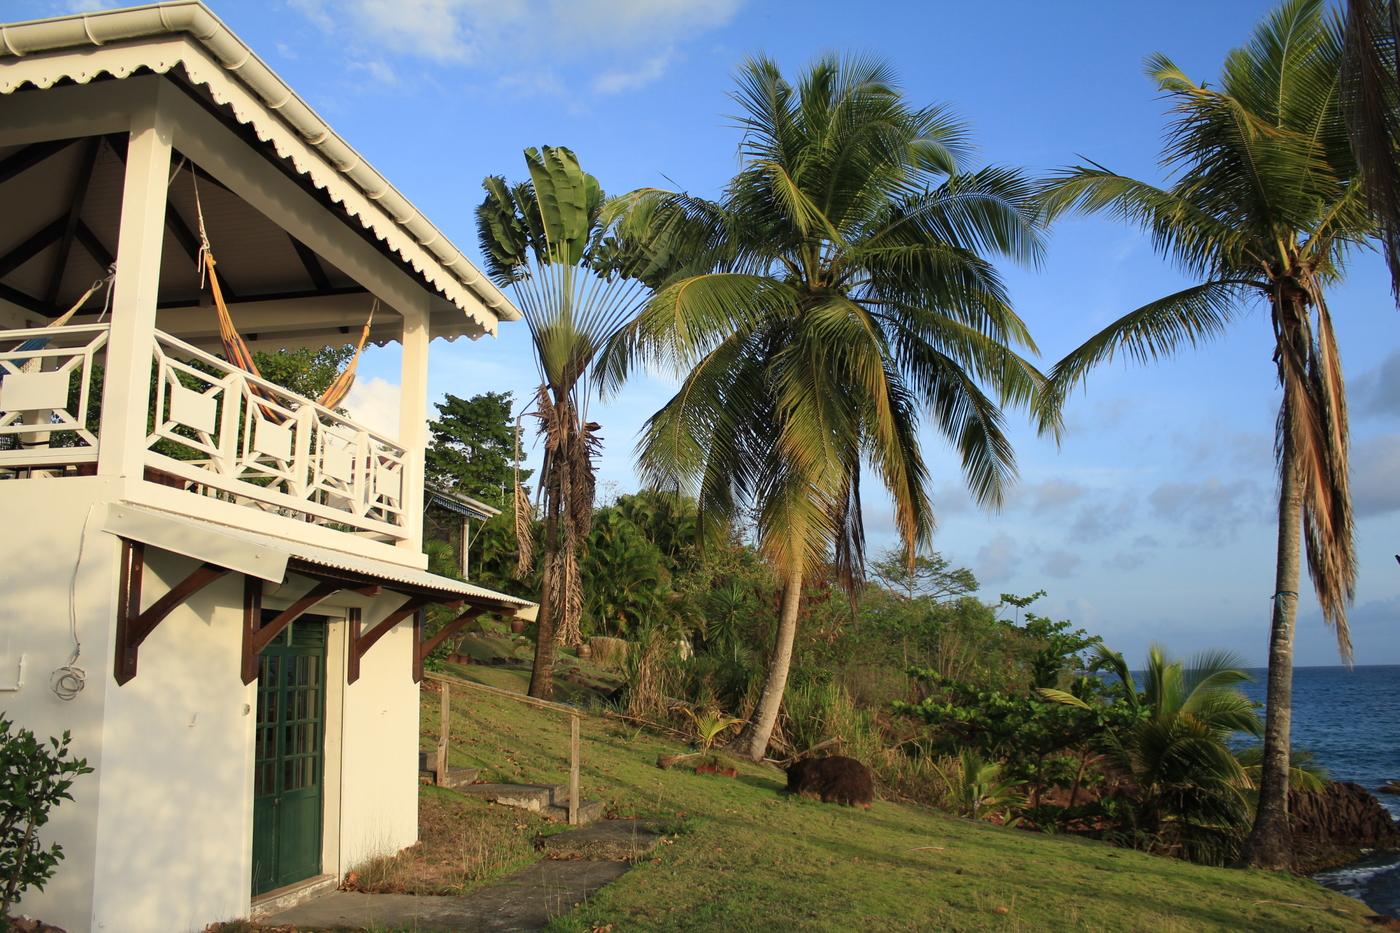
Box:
[1237,665,1400,917]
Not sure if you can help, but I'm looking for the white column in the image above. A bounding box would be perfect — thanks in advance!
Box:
[397,306,430,554]
[97,88,172,485]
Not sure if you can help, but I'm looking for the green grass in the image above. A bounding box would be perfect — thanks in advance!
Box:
[412,650,1372,932]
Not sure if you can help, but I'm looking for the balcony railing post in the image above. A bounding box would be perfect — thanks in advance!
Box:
[97,89,172,485]
[397,304,430,554]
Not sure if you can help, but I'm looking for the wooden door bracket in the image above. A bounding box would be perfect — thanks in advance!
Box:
[241,578,340,684]
[415,606,488,684]
[114,539,229,685]
[347,595,435,684]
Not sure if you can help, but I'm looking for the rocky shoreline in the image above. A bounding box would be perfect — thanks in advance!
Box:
[1292,781,1400,875]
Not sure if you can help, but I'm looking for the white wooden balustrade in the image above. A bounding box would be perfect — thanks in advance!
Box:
[0,323,410,546]
[0,323,109,470]
[145,331,408,543]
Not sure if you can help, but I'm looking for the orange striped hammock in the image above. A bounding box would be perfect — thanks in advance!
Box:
[202,248,371,416]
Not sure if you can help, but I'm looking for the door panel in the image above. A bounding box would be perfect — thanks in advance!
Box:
[251,619,327,895]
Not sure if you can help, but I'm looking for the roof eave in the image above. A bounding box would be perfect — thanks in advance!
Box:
[0,1,522,327]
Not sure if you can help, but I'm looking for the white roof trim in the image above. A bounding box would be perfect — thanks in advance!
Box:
[102,502,534,609]
[0,1,521,335]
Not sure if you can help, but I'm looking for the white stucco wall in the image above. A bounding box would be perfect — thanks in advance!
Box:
[336,609,420,871]
[2,477,423,931]
[88,552,255,932]
[2,477,119,933]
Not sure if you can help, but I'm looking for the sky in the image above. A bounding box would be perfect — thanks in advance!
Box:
[14,0,1398,666]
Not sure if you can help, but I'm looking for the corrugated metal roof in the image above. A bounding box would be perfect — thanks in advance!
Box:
[102,502,533,609]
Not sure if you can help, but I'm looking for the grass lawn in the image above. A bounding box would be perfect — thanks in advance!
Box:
[389,648,1376,932]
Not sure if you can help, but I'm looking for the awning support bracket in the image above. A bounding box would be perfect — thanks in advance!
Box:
[240,577,341,684]
[347,595,436,684]
[414,606,488,684]
[114,539,229,685]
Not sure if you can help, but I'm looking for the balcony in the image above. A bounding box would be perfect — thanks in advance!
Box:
[0,322,411,552]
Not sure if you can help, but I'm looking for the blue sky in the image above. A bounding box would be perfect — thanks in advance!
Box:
[20,0,1399,665]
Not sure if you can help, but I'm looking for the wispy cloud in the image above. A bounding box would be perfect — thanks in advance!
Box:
[345,376,402,437]
[1353,350,1400,420]
[290,0,742,95]
[593,51,674,95]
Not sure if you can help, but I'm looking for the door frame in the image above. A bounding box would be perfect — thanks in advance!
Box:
[250,612,329,896]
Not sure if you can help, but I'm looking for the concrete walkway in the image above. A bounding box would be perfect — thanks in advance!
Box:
[264,820,661,932]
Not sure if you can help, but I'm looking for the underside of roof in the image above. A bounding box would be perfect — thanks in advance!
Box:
[0,1,520,341]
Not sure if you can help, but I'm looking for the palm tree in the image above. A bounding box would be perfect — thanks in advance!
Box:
[476,147,665,699]
[1039,0,1369,868]
[1044,646,1262,865]
[1342,0,1400,301]
[600,55,1056,760]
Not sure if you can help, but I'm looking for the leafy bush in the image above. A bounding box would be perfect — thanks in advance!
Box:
[1,717,92,920]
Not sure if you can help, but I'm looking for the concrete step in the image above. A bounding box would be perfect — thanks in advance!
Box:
[537,819,661,860]
[455,783,555,812]
[418,767,480,789]
[542,799,606,825]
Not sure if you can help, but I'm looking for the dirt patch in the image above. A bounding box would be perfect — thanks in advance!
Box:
[351,787,543,895]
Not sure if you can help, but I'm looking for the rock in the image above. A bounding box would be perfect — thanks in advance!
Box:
[1289,780,1400,873]
[1379,780,1400,795]
[785,755,875,808]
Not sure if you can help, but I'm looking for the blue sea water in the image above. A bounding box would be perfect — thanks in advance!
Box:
[1237,665,1400,917]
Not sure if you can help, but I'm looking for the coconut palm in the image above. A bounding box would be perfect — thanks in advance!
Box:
[476,147,667,699]
[1342,0,1400,301]
[1039,0,1370,867]
[1044,646,1262,864]
[599,55,1055,760]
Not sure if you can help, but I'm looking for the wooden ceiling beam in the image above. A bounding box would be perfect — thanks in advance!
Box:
[0,217,66,280]
[43,138,102,310]
[0,138,76,188]
[75,220,114,269]
[289,234,332,292]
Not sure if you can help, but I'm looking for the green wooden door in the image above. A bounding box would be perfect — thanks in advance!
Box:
[252,618,327,895]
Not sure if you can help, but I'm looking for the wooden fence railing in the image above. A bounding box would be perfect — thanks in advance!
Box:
[424,672,583,825]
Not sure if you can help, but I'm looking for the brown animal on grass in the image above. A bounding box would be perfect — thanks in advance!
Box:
[785,755,874,809]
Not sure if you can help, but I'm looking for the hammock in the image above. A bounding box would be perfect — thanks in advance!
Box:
[1,272,114,381]
[192,171,374,415]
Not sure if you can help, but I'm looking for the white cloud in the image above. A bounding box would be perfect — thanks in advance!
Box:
[593,51,673,95]
[975,534,1018,583]
[1353,434,1400,518]
[1149,476,1267,544]
[351,59,401,85]
[1042,549,1082,579]
[291,0,743,93]
[345,376,402,437]
[1354,350,1400,420]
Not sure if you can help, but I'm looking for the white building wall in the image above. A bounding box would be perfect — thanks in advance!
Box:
[88,553,255,933]
[2,478,423,931]
[2,477,120,933]
[337,615,419,870]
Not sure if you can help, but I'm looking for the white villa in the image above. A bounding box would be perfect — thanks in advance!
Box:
[0,3,532,930]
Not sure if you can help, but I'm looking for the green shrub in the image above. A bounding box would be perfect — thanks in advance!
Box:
[1,717,92,920]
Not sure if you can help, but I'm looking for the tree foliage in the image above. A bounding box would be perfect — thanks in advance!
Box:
[0,718,92,920]
[600,54,1056,758]
[425,390,530,509]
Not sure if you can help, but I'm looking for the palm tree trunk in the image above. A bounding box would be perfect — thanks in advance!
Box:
[528,558,558,700]
[1244,416,1303,870]
[745,565,803,762]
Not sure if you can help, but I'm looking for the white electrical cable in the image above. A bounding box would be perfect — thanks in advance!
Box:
[53,505,98,701]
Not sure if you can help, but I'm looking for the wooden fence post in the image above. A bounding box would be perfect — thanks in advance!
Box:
[436,680,450,786]
[569,713,580,826]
